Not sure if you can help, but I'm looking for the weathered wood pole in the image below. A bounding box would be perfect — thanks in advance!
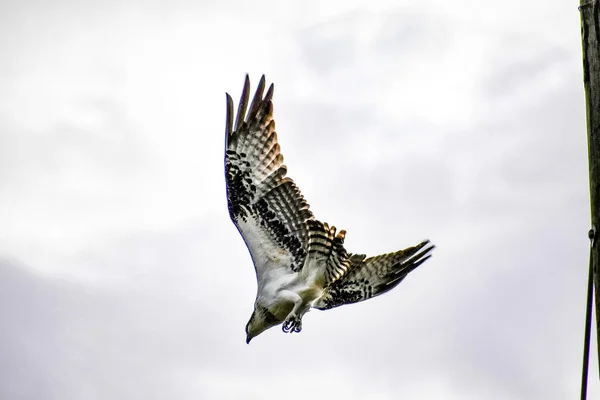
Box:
[579,0,600,378]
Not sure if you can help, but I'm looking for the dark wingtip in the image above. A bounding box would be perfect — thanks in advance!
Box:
[414,240,435,255]
[248,75,266,119]
[225,93,234,142]
[391,240,435,279]
[265,82,274,102]
[234,75,251,132]
[417,240,435,259]
[409,240,435,265]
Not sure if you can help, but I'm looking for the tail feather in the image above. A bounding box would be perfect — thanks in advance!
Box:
[306,220,351,285]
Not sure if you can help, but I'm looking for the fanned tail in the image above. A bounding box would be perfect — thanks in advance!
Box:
[306,220,351,285]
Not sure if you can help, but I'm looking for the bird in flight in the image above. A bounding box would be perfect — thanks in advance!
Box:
[225,75,434,343]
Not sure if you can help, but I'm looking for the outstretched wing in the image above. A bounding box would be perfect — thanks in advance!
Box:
[313,240,434,310]
[225,75,314,282]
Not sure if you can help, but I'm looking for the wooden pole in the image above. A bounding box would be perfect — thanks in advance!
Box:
[579,0,600,377]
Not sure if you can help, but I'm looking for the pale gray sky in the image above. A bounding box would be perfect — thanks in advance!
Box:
[0,1,597,399]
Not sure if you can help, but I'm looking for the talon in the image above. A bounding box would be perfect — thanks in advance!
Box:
[293,319,302,333]
[283,314,303,334]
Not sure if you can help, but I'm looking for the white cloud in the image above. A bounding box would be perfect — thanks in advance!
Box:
[0,0,597,399]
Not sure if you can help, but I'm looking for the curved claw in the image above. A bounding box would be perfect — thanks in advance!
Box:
[282,315,302,334]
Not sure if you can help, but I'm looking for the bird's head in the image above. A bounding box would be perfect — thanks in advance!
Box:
[245,304,282,344]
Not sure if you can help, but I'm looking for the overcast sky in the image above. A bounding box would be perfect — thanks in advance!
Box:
[1,0,598,399]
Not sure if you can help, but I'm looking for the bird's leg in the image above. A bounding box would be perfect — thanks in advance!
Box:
[280,291,305,333]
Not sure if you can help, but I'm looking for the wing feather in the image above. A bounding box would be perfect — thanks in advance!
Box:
[306,220,351,286]
[234,75,250,132]
[313,240,434,310]
[225,75,315,279]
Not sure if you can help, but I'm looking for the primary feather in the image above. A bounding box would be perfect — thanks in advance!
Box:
[225,75,435,343]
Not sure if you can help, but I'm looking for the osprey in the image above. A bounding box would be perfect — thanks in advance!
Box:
[225,75,434,343]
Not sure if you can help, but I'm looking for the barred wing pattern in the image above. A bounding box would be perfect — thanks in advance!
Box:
[225,75,434,326]
[225,76,315,278]
[313,240,434,310]
[306,220,351,286]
